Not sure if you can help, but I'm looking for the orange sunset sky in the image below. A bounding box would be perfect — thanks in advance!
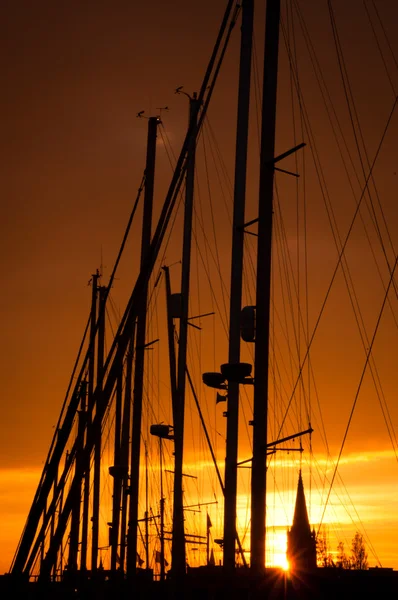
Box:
[1,0,398,575]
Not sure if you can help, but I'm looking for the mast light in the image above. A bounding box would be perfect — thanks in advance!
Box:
[202,372,227,389]
[108,465,128,479]
[150,424,174,440]
[220,362,253,384]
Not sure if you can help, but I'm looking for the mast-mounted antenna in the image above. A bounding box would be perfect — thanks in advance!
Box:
[175,86,198,102]
[156,106,169,119]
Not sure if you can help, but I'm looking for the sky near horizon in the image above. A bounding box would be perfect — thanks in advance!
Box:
[1,0,398,576]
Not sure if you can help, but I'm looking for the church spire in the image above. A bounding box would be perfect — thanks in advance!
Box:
[287,470,317,572]
[292,470,311,533]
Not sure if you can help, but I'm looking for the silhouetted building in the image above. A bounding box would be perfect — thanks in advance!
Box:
[287,470,317,572]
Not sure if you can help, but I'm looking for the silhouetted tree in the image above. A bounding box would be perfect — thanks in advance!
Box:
[336,541,351,569]
[350,532,368,570]
[316,529,333,567]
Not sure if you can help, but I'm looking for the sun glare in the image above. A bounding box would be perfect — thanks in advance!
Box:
[266,529,289,571]
[281,558,290,572]
[271,552,289,571]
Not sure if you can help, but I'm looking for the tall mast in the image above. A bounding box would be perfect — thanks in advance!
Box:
[126,115,158,575]
[250,0,280,572]
[119,331,135,570]
[144,442,150,568]
[223,0,253,573]
[68,381,87,572]
[163,265,178,411]
[172,92,198,579]
[81,271,99,570]
[50,469,58,579]
[109,368,123,572]
[159,437,165,581]
[91,284,106,572]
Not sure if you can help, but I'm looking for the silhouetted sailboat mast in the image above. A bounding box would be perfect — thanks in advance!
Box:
[222,0,253,574]
[211,0,308,573]
[251,0,280,571]
[10,0,322,588]
[10,0,240,581]
[127,115,159,577]
[172,91,199,579]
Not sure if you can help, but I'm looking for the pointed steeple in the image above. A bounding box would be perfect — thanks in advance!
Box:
[287,470,317,572]
[292,470,311,534]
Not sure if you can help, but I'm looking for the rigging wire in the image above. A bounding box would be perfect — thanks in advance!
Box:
[370,0,398,79]
[153,123,230,564]
[327,1,398,289]
[318,255,398,561]
[287,0,398,466]
[276,53,398,444]
[291,0,398,315]
[201,125,230,329]
[159,122,227,524]
[276,3,398,440]
[10,313,91,568]
[16,171,147,571]
[291,0,398,357]
[158,123,226,517]
[159,119,226,536]
[364,1,397,96]
[326,1,398,456]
